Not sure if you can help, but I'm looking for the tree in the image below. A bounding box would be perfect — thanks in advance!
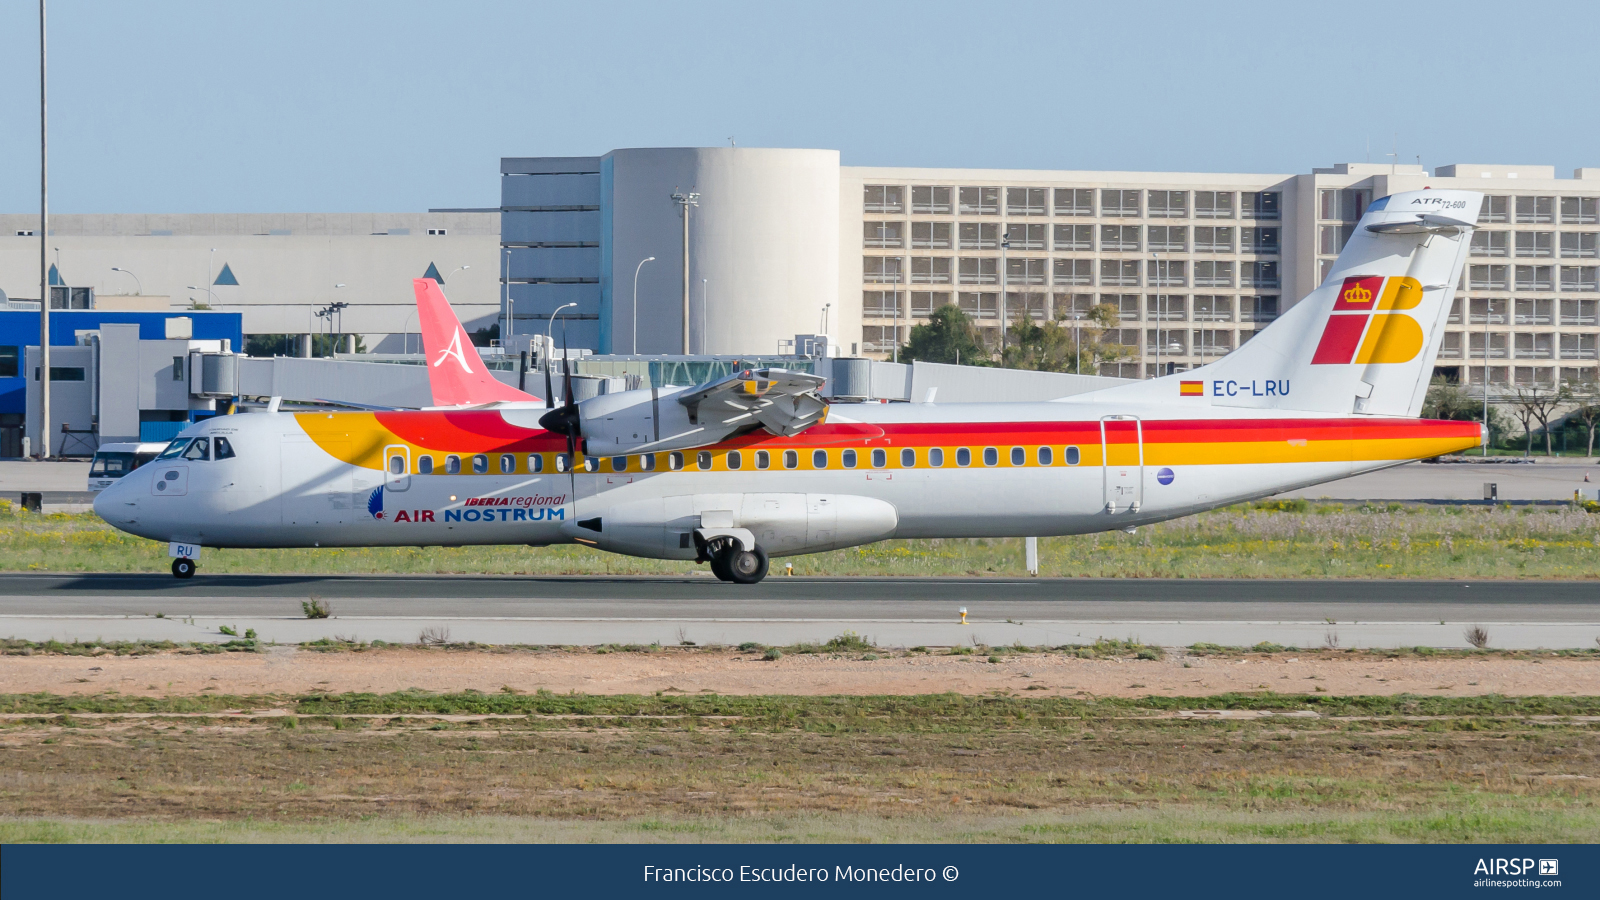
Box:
[901,304,990,366]
[1506,384,1570,456]
[1569,387,1600,458]
[999,303,1132,374]
[1422,377,1479,421]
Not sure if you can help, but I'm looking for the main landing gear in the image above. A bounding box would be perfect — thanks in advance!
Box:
[706,541,769,585]
[171,557,196,579]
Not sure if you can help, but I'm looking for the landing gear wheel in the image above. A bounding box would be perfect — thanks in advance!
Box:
[171,558,196,579]
[709,549,733,582]
[725,545,769,585]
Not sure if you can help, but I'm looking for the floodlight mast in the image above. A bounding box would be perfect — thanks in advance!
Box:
[671,190,699,353]
[38,0,49,458]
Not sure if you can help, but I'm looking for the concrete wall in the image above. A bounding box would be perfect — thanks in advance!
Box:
[23,345,94,456]
[0,213,500,348]
[97,324,141,443]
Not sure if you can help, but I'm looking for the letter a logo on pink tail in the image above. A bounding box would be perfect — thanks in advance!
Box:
[433,329,475,373]
[411,278,539,406]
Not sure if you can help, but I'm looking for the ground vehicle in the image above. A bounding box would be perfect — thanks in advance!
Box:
[87,443,167,492]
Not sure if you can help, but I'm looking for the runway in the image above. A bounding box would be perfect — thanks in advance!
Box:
[0,574,1595,650]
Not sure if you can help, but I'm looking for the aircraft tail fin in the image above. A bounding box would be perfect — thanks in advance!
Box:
[1100,189,1481,417]
[412,278,539,406]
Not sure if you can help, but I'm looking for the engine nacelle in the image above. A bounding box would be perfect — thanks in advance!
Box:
[503,386,749,454]
[562,492,899,560]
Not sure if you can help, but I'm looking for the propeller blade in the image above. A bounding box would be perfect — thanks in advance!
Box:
[561,332,575,409]
[543,343,555,410]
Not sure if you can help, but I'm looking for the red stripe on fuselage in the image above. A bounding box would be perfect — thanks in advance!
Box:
[367,410,1477,453]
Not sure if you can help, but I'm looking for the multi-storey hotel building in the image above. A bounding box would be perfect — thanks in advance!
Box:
[847,161,1600,387]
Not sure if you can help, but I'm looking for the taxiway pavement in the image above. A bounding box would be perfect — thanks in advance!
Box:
[0,574,1594,650]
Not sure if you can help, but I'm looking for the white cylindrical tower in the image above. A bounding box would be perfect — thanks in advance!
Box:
[603,148,840,356]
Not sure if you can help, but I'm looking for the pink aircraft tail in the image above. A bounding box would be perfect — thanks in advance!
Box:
[412,278,539,406]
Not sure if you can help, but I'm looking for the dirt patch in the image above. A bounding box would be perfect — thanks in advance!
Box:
[3,646,1597,698]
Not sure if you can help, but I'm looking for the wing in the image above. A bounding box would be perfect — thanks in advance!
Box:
[675,367,828,437]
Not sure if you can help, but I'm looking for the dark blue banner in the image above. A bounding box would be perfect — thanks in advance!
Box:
[2,843,1593,898]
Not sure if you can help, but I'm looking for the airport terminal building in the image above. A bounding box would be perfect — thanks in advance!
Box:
[506,151,1600,389]
[3,151,1597,394]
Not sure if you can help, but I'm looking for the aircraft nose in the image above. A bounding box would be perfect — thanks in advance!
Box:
[93,470,143,525]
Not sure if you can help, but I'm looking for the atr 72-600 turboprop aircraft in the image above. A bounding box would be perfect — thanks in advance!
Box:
[97,189,1486,582]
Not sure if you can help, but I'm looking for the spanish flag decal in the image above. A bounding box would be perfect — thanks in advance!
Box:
[1179,381,1204,397]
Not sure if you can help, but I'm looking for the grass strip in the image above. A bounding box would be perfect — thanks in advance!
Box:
[1,499,1597,578]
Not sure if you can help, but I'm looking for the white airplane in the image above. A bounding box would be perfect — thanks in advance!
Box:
[96,189,1485,582]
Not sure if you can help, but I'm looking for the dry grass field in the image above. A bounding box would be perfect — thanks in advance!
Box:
[1,499,1598,579]
[1,643,1598,843]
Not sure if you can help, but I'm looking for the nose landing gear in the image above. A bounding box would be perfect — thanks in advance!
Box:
[171,557,196,579]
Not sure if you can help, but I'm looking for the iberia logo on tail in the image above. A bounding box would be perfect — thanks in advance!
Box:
[1310,276,1425,365]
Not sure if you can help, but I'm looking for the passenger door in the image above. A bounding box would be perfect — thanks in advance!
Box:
[1100,416,1143,514]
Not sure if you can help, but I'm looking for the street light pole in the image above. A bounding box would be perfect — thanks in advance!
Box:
[38,0,50,458]
[501,246,511,343]
[1483,298,1491,456]
[185,285,221,308]
[671,190,699,353]
[111,267,141,295]
[1151,252,1160,378]
[999,229,1009,356]
[701,278,708,355]
[631,256,655,354]
[547,302,577,368]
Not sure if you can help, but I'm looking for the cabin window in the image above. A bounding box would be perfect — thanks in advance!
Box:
[213,437,236,460]
[418,455,434,475]
[556,454,569,473]
[842,449,857,468]
[697,451,713,470]
[871,448,887,468]
[1010,446,1025,466]
[389,455,406,475]
[956,448,971,467]
[668,452,684,471]
[641,453,656,472]
[900,448,915,467]
[612,456,627,472]
[1065,445,1081,465]
[528,454,543,473]
[727,451,742,470]
[929,447,945,467]
[500,454,515,474]
[446,455,462,474]
[983,447,999,466]
[182,438,209,461]
[583,457,598,472]
[1037,446,1053,466]
[783,449,798,469]
[756,450,770,469]
[472,454,488,474]
[812,449,828,468]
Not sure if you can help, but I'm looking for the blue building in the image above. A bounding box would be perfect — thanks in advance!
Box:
[2,309,242,456]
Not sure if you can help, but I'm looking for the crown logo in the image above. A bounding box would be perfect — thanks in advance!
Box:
[1342,284,1373,304]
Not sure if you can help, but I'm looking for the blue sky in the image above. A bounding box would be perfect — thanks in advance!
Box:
[1,0,1595,212]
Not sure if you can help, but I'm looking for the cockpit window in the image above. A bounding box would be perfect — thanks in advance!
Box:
[181,437,210,461]
[156,438,191,460]
[213,437,236,460]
